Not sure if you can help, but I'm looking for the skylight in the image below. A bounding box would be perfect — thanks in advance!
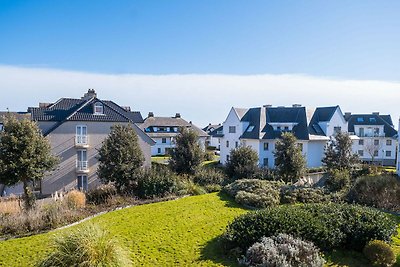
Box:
[357,117,364,122]
[247,125,255,132]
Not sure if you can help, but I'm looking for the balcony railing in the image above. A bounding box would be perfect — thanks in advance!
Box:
[358,133,385,137]
[75,135,89,147]
[76,161,89,172]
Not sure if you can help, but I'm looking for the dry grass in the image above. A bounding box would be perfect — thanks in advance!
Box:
[0,198,22,215]
[65,190,86,209]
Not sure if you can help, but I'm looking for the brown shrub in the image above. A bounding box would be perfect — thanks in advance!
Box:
[65,190,86,209]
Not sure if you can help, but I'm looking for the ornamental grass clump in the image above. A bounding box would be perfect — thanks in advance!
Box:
[239,234,324,267]
[65,190,86,209]
[38,224,131,267]
[363,240,396,267]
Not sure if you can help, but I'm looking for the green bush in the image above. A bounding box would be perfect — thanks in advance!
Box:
[348,175,400,213]
[175,178,207,196]
[325,169,351,192]
[280,186,330,204]
[193,167,227,186]
[363,240,396,267]
[225,203,397,251]
[86,184,117,205]
[223,179,283,208]
[136,165,177,199]
[226,146,259,179]
[38,224,131,267]
[204,151,215,161]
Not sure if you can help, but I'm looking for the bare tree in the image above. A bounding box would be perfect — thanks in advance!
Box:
[363,139,383,164]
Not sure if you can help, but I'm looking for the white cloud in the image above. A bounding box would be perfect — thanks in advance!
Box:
[0,65,399,129]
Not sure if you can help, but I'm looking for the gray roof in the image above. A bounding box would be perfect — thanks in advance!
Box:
[202,124,221,133]
[347,114,397,138]
[208,125,224,138]
[308,106,339,136]
[140,116,208,137]
[233,108,249,120]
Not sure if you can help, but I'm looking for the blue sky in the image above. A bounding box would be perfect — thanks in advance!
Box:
[0,1,399,127]
[1,0,400,80]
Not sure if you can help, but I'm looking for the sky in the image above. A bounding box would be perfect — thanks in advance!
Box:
[0,1,399,127]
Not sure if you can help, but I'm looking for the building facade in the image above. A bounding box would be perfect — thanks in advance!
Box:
[346,112,398,166]
[203,123,223,150]
[139,112,208,156]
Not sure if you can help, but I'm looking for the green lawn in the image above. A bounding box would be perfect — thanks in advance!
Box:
[0,193,398,267]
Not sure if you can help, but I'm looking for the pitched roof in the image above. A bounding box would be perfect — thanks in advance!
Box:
[308,106,339,136]
[233,108,248,120]
[208,125,224,137]
[202,124,221,133]
[140,116,208,137]
[347,114,397,138]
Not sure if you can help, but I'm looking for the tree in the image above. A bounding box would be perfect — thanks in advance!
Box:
[322,132,359,171]
[226,146,259,180]
[169,127,204,174]
[274,132,306,183]
[0,115,58,209]
[363,139,383,164]
[97,124,144,193]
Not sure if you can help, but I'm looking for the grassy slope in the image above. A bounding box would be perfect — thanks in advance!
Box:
[0,193,398,267]
[0,193,247,267]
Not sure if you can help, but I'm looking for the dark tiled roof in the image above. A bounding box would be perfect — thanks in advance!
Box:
[308,106,339,136]
[202,124,221,133]
[347,114,397,138]
[240,107,266,139]
[208,125,224,137]
[141,117,208,137]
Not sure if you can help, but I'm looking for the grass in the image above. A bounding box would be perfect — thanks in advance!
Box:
[0,193,398,267]
[151,155,170,164]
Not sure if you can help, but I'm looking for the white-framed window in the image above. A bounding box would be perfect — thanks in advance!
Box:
[374,139,379,146]
[77,150,88,171]
[386,139,392,146]
[226,155,230,161]
[373,150,379,157]
[385,150,391,157]
[157,148,161,154]
[359,128,364,136]
[235,141,239,148]
[358,139,364,145]
[77,175,88,191]
[358,150,364,156]
[226,140,229,148]
[263,142,269,151]
[229,126,236,133]
[162,138,167,143]
[263,158,269,167]
[76,125,88,144]
[94,102,104,115]
[333,126,341,134]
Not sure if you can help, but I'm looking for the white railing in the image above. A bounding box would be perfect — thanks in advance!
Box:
[359,133,386,137]
[77,161,89,171]
[75,135,88,145]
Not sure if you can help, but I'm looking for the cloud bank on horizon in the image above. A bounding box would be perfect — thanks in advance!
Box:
[0,65,399,129]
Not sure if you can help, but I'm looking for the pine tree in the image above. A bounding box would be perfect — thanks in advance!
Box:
[169,127,204,174]
[274,132,306,183]
[0,115,59,210]
[97,124,145,193]
[322,132,359,171]
[226,146,259,179]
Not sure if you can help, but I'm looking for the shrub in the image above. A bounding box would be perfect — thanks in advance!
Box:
[325,169,351,192]
[280,186,330,204]
[363,240,396,267]
[239,234,324,267]
[65,190,86,209]
[86,184,117,205]
[175,178,207,196]
[226,146,259,180]
[348,175,400,213]
[136,165,177,199]
[38,224,131,267]
[204,151,215,161]
[203,184,221,193]
[225,203,397,251]
[224,179,282,208]
[193,167,227,186]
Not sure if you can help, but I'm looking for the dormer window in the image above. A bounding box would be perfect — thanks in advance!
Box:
[94,102,104,115]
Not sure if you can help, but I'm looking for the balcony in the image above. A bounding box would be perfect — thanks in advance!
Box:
[76,161,89,173]
[75,135,89,148]
[358,133,386,138]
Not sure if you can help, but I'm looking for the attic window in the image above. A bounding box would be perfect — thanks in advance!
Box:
[94,102,104,115]
[357,117,364,122]
[247,126,255,132]
[369,117,376,123]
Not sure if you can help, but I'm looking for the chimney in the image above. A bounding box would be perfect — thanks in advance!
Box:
[148,112,154,118]
[372,112,380,115]
[292,104,302,107]
[39,103,51,108]
[122,106,131,112]
[82,89,97,100]
[175,113,181,118]
[189,121,192,124]
[344,112,352,120]
[263,104,272,108]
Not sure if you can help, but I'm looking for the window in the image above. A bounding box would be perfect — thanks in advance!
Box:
[263,142,269,151]
[76,125,88,144]
[157,148,161,154]
[174,127,178,132]
[0,123,3,131]
[297,143,303,152]
[226,155,230,161]
[93,102,104,114]
[333,126,341,134]
[386,151,392,157]
[77,175,88,191]
[373,150,379,157]
[247,126,255,132]
[229,126,236,133]
[77,150,88,171]
[386,140,392,146]
[145,127,151,132]
[374,128,380,136]
[159,127,166,132]
[374,139,379,146]
[226,141,229,148]
[235,141,239,148]
[162,138,166,143]
[359,128,364,136]
[263,158,269,167]
[284,126,289,131]
[358,150,364,156]
[357,117,364,122]
[358,139,364,145]
[277,126,282,131]
[369,117,376,123]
